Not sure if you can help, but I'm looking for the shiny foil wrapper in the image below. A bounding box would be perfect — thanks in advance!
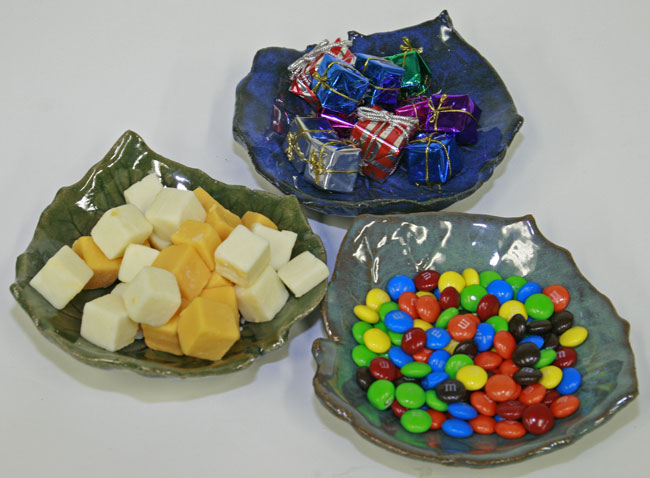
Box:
[402,133,462,185]
[319,109,356,139]
[283,116,338,173]
[354,53,404,107]
[311,54,369,114]
[350,107,418,183]
[394,96,430,132]
[427,94,481,145]
[303,137,361,193]
[288,38,356,109]
[384,38,432,97]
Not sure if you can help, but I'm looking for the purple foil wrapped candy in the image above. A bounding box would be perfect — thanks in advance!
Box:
[319,109,356,139]
[426,94,481,144]
[394,96,430,134]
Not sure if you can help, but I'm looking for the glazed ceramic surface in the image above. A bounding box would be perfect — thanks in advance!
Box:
[11,131,327,377]
[233,11,523,216]
[313,212,637,465]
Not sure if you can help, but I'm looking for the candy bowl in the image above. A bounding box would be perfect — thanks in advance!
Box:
[11,130,327,378]
[233,11,523,216]
[312,212,637,465]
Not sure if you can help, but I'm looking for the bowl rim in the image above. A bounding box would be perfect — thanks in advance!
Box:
[313,210,638,466]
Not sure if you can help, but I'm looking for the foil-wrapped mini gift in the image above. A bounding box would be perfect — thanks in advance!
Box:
[303,138,361,193]
[311,54,369,114]
[288,38,356,108]
[384,37,432,97]
[353,53,405,107]
[350,106,419,183]
[319,108,356,139]
[394,96,429,131]
[426,93,482,144]
[402,133,462,185]
[283,116,338,173]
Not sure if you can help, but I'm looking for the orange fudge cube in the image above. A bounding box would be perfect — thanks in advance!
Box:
[193,187,219,213]
[171,220,221,270]
[200,286,237,315]
[140,299,188,356]
[72,236,121,289]
[241,211,278,231]
[177,297,240,361]
[205,270,233,289]
[205,202,241,241]
[152,244,210,300]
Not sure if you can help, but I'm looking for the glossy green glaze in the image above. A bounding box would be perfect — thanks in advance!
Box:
[11,130,327,377]
[313,212,637,466]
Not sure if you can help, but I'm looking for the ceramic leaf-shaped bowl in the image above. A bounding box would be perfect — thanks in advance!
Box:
[313,212,637,465]
[11,130,327,377]
[233,11,523,216]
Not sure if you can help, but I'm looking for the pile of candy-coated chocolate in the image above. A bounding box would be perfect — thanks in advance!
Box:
[351,268,587,438]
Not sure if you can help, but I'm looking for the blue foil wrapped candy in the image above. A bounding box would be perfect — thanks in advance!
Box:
[283,116,339,173]
[311,54,369,114]
[402,134,462,185]
[303,137,361,193]
[354,53,405,107]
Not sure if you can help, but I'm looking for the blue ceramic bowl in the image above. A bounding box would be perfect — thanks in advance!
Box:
[313,212,637,465]
[233,11,523,216]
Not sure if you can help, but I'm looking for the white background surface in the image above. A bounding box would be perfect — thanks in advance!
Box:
[1,1,648,476]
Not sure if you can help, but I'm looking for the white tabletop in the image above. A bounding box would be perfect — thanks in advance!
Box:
[2,1,648,476]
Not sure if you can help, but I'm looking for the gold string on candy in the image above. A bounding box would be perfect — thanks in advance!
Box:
[398,36,423,68]
[307,140,359,183]
[311,60,364,104]
[284,128,337,163]
[409,135,453,186]
[426,93,477,132]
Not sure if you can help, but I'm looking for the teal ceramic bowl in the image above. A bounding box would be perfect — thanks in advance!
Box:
[11,130,327,377]
[313,212,637,466]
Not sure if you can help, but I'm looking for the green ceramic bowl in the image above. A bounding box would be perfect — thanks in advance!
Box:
[11,130,327,377]
[313,212,637,466]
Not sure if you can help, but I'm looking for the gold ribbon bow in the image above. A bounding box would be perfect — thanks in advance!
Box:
[307,140,359,183]
[426,93,477,132]
[284,128,336,163]
[400,36,423,53]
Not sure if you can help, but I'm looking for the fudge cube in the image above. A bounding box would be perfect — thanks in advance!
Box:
[91,204,153,259]
[213,225,270,286]
[235,265,288,323]
[251,223,297,271]
[145,188,206,242]
[200,286,237,315]
[124,173,163,213]
[152,244,211,300]
[205,202,242,241]
[140,298,188,356]
[171,220,221,270]
[177,297,240,361]
[29,245,93,309]
[193,187,219,213]
[149,232,172,251]
[118,244,160,282]
[72,236,121,289]
[123,266,181,326]
[241,211,278,231]
[80,294,138,352]
[278,251,329,298]
[205,270,233,289]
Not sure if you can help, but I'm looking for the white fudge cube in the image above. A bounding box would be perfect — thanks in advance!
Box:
[213,225,270,286]
[124,173,163,213]
[90,204,153,259]
[149,232,171,251]
[251,223,297,270]
[144,188,206,242]
[110,282,128,298]
[278,251,329,298]
[29,245,93,309]
[235,265,288,323]
[118,244,160,282]
[80,294,138,352]
[123,266,181,326]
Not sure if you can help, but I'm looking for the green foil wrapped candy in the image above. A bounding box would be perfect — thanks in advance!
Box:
[384,37,432,96]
